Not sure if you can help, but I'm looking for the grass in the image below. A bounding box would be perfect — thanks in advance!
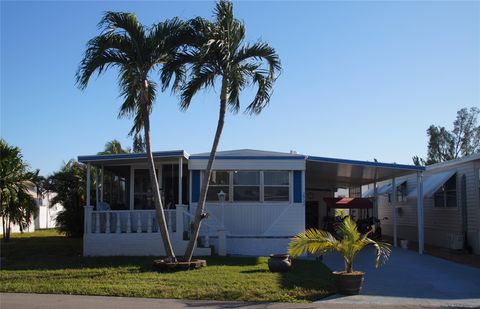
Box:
[0,230,335,302]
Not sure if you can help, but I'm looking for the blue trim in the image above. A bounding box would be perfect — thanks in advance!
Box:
[189,155,305,160]
[191,170,200,203]
[293,171,302,203]
[78,150,188,163]
[307,156,425,171]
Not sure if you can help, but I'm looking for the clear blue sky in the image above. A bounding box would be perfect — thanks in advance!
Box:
[1,1,479,175]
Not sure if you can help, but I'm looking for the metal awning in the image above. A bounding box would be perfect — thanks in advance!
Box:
[407,170,456,198]
[78,150,188,166]
[324,197,373,209]
[306,156,424,188]
[362,180,407,198]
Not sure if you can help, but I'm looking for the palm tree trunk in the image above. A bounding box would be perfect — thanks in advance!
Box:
[184,78,228,261]
[141,83,176,261]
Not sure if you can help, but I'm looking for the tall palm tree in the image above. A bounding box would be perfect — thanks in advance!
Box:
[98,139,129,155]
[76,12,187,260]
[174,0,281,261]
[0,139,38,241]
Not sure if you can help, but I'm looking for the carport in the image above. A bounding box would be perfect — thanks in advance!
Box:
[305,156,426,253]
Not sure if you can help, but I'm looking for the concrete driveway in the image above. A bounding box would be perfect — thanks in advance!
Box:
[319,247,480,307]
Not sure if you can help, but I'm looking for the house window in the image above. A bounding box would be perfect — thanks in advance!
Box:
[434,175,457,208]
[103,166,130,210]
[264,171,290,201]
[388,182,407,203]
[233,171,260,201]
[206,171,230,202]
[133,169,158,210]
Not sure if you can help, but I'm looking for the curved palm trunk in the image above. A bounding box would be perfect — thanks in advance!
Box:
[184,79,228,261]
[141,85,176,261]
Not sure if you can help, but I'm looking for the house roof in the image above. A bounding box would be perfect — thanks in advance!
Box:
[189,149,305,160]
[77,150,189,165]
[426,152,480,170]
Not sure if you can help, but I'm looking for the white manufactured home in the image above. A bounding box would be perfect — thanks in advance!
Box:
[364,152,480,254]
[78,149,425,257]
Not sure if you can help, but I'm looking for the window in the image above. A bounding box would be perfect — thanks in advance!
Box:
[233,171,260,201]
[264,171,290,201]
[434,175,457,208]
[133,169,158,210]
[206,171,230,202]
[103,166,130,210]
[388,182,407,203]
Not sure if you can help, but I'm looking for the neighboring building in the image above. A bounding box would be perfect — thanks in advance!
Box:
[364,152,480,254]
[78,149,424,257]
[0,187,64,236]
[34,191,63,230]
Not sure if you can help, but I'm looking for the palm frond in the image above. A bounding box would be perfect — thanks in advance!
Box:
[288,228,338,257]
[234,42,281,79]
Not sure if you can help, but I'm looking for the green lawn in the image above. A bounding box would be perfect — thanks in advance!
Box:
[0,230,335,302]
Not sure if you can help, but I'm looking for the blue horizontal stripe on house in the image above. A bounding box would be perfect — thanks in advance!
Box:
[189,156,306,160]
[78,150,188,163]
[307,156,425,171]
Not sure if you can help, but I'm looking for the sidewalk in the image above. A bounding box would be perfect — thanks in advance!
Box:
[2,293,473,309]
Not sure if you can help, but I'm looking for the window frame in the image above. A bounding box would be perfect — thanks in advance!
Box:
[203,170,292,204]
[263,171,291,202]
[433,174,458,209]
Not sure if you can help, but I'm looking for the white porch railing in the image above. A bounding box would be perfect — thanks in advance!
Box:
[84,206,186,234]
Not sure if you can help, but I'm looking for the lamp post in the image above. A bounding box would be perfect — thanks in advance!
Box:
[217,190,226,229]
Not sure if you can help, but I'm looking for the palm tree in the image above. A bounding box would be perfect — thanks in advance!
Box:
[0,139,38,241]
[98,140,129,155]
[76,12,187,261]
[174,0,281,261]
[288,217,391,273]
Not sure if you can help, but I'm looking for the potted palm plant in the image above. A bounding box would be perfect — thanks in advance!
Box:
[288,217,391,295]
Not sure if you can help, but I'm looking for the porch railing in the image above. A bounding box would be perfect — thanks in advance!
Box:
[84,206,187,234]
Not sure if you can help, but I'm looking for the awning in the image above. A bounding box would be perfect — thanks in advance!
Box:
[407,170,456,198]
[362,180,407,198]
[323,197,373,209]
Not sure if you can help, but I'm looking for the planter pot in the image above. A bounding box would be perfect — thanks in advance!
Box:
[333,271,365,295]
[268,254,292,273]
[400,239,409,250]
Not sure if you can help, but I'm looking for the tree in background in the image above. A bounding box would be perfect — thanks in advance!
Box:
[132,134,146,153]
[413,107,480,166]
[98,139,129,155]
[173,0,281,261]
[0,139,38,241]
[47,160,94,237]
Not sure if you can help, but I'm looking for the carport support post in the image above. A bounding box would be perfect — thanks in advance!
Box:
[86,163,91,207]
[392,177,397,247]
[373,180,378,219]
[417,172,424,254]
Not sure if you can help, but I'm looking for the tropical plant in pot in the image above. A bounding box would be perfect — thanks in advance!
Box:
[288,217,391,295]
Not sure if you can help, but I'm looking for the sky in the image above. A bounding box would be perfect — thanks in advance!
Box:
[1,0,479,175]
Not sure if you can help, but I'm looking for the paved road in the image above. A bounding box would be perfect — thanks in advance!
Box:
[0,293,467,309]
[320,247,480,308]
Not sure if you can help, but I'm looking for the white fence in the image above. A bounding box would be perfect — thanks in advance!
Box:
[84,207,180,235]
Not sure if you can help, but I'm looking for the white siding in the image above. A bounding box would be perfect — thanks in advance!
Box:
[375,159,480,254]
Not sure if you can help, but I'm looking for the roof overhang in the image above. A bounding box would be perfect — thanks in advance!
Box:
[306,156,425,188]
[78,150,189,166]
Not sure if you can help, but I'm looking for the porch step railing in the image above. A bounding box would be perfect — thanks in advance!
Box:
[84,206,186,234]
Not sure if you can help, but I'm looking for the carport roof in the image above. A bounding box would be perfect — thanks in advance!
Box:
[306,156,424,188]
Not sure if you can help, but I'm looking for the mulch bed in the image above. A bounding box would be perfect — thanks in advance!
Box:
[152,258,207,271]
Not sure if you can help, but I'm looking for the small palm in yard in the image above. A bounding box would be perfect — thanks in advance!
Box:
[288,217,391,295]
